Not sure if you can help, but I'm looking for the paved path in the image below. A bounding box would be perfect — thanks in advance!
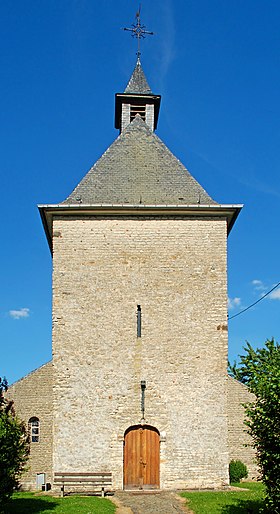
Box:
[113,491,191,514]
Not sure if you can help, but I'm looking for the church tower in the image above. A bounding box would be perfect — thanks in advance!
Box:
[39,53,241,489]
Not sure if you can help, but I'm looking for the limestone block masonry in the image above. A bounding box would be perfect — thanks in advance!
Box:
[121,104,130,132]
[7,362,53,490]
[145,104,155,131]
[52,215,229,490]
[227,376,258,478]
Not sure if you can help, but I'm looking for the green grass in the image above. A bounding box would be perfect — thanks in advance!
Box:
[3,492,116,514]
[181,482,264,514]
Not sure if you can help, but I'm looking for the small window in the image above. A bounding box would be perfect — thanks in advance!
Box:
[28,417,40,443]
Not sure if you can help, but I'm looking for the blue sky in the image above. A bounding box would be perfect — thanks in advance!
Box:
[1,0,280,384]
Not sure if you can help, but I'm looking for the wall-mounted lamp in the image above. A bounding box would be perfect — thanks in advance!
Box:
[141,380,146,421]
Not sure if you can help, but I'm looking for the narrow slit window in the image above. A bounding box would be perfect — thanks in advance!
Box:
[137,305,141,337]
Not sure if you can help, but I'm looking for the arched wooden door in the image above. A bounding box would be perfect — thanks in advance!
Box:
[123,425,160,490]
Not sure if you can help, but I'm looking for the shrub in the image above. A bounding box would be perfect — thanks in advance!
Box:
[229,459,248,483]
[0,377,29,508]
[229,339,280,512]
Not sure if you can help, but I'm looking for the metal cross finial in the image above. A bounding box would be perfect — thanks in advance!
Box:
[123,5,154,58]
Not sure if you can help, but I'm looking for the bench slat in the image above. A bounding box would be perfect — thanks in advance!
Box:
[54,472,111,477]
[54,477,112,484]
[54,471,113,497]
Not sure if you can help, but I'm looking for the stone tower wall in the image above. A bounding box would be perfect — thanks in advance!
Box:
[7,362,53,490]
[52,215,229,490]
[6,363,258,489]
[227,376,258,478]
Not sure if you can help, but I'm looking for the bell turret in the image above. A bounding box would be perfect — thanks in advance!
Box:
[115,58,161,132]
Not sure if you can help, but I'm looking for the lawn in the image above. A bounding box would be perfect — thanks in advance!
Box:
[181,482,264,514]
[3,492,116,514]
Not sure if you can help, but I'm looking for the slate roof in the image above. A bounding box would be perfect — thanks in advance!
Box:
[62,115,217,206]
[124,59,153,95]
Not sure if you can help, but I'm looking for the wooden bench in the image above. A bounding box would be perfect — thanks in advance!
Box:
[53,472,113,497]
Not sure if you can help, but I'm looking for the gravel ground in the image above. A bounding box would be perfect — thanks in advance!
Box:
[113,490,191,514]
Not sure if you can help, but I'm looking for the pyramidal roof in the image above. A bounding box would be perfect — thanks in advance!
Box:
[62,115,217,206]
[124,59,152,95]
[39,62,242,250]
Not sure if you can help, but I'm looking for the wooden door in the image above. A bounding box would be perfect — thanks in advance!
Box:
[123,425,160,489]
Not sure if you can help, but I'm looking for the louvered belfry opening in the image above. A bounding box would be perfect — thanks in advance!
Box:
[130,103,146,123]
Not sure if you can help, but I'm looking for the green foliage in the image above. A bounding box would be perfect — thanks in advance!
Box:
[0,377,29,509]
[229,339,280,513]
[229,459,248,483]
[0,377,8,407]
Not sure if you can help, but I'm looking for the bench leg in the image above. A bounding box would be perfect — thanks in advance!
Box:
[101,486,105,498]
[61,485,64,498]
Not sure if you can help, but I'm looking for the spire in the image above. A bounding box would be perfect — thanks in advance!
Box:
[124,58,152,95]
[116,9,160,133]
[115,58,161,133]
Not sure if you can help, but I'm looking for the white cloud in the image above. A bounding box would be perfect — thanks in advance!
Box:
[228,297,241,310]
[269,288,280,300]
[9,308,30,320]
[252,279,267,291]
[252,279,262,286]
[252,280,280,300]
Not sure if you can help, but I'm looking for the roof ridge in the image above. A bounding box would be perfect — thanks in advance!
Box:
[8,361,52,387]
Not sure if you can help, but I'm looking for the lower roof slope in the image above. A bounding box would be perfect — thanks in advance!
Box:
[62,115,217,206]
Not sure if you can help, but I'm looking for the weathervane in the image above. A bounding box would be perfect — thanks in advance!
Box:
[123,5,154,59]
